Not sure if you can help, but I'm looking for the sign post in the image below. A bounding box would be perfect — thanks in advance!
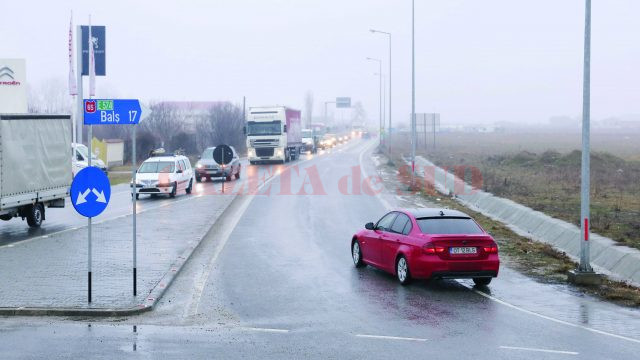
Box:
[71,167,111,302]
[85,98,145,298]
[213,145,234,195]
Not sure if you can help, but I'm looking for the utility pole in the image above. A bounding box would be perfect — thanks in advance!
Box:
[569,0,601,285]
[410,0,416,187]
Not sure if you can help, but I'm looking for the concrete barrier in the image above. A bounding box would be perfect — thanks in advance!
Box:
[414,155,640,287]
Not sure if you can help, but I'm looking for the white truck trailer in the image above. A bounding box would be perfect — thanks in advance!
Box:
[0,114,72,227]
[246,106,303,164]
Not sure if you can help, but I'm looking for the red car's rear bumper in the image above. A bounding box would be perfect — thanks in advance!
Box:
[409,254,500,280]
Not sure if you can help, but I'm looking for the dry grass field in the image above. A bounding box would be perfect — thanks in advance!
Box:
[392,129,640,250]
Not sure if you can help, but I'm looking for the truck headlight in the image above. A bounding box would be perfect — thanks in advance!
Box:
[248,148,256,157]
[275,148,284,157]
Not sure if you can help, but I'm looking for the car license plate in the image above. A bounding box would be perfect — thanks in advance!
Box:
[450,247,477,254]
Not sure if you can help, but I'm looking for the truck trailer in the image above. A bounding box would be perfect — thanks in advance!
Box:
[246,106,303,164]
[0,114,72,228]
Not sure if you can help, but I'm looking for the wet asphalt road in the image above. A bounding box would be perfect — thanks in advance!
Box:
[2,139,640,359]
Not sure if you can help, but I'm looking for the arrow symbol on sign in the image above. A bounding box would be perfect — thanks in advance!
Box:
[76,189,91,205]
[92,188,107,203]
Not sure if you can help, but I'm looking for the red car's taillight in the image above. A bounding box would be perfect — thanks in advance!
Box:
[423,243,446,255]
[483,244,498,254]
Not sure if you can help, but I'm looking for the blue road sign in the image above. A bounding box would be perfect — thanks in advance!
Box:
[84,99,142,125]
[71,167,111,218]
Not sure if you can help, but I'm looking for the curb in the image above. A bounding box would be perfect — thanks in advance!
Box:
[0,194,239,317]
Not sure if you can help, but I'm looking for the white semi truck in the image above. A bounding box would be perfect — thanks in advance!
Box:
[246,106,303,164]
[0,114,72,228]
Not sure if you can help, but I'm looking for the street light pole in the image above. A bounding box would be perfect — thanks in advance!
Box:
[411,0,416,187]
[370,29,392,156]
[579,0,592,273]
[367,57,383,147]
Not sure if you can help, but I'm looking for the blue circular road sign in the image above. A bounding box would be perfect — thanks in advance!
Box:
[71,166,111,218]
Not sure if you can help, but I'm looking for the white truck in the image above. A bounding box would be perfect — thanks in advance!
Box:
[246,106,303,164]
[0,114,72,228]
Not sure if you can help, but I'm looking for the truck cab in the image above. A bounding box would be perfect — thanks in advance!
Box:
[246,106,302,164]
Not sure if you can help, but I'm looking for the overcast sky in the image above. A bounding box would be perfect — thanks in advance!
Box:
[2,0,639,125]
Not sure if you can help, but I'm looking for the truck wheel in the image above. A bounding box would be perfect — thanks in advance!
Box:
[0,214,13,221]
[26,203,44,228]
[195,175,202,183]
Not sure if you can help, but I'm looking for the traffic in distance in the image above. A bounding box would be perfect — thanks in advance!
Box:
[3,2,640,358]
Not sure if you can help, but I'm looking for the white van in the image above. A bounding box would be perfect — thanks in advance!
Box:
[132,154,194,199]
[72,143,107,177]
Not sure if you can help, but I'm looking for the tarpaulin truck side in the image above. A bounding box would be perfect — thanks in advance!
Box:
[0,114,72,228]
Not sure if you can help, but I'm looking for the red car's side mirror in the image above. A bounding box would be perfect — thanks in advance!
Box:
[365,222,375,230]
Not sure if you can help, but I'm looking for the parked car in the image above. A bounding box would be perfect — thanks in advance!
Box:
[72,143,107,177]
[351,208,500,286]
[194,146,241,182]
[132,154,194,199]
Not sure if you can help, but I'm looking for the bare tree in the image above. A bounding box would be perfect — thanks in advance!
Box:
[196,102,245,154]
[27,77,71,114]
[351,101,368,125]
[141,102,185,149]
[304,91,314,128]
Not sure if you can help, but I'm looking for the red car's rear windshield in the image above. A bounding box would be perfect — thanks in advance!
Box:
[416,217,484,235]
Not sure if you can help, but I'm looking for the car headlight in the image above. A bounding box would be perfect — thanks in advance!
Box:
[196,163,203,169]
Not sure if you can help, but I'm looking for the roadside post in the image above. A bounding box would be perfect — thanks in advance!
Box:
[84,98,144,297]
[70,166,111,303]
[569,0,602,285]
[213,145,234,194]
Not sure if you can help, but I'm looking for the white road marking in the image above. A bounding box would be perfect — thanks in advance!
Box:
[358,141,393,211]
[240,327,290,334]
[470,287,640,345]
[499,346,578,355]
[355,334,427,342]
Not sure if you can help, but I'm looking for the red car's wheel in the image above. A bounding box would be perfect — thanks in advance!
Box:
[352,240,365,268]
[396,256,412,285]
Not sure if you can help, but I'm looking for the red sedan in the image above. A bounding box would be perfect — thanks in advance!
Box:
[351,208,499,286]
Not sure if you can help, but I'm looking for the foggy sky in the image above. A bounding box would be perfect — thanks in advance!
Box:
[2,0,639,125]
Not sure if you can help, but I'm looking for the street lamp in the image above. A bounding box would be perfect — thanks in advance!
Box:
[367,57,383,147]
[370,29,392,155]
[410,0,416,187]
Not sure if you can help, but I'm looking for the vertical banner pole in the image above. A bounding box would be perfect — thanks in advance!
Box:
[76,25,84,145]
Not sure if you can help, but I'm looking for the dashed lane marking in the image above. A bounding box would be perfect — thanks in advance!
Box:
[499,346,578,356]
[355,334,427,342]
[239,327,290,334]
